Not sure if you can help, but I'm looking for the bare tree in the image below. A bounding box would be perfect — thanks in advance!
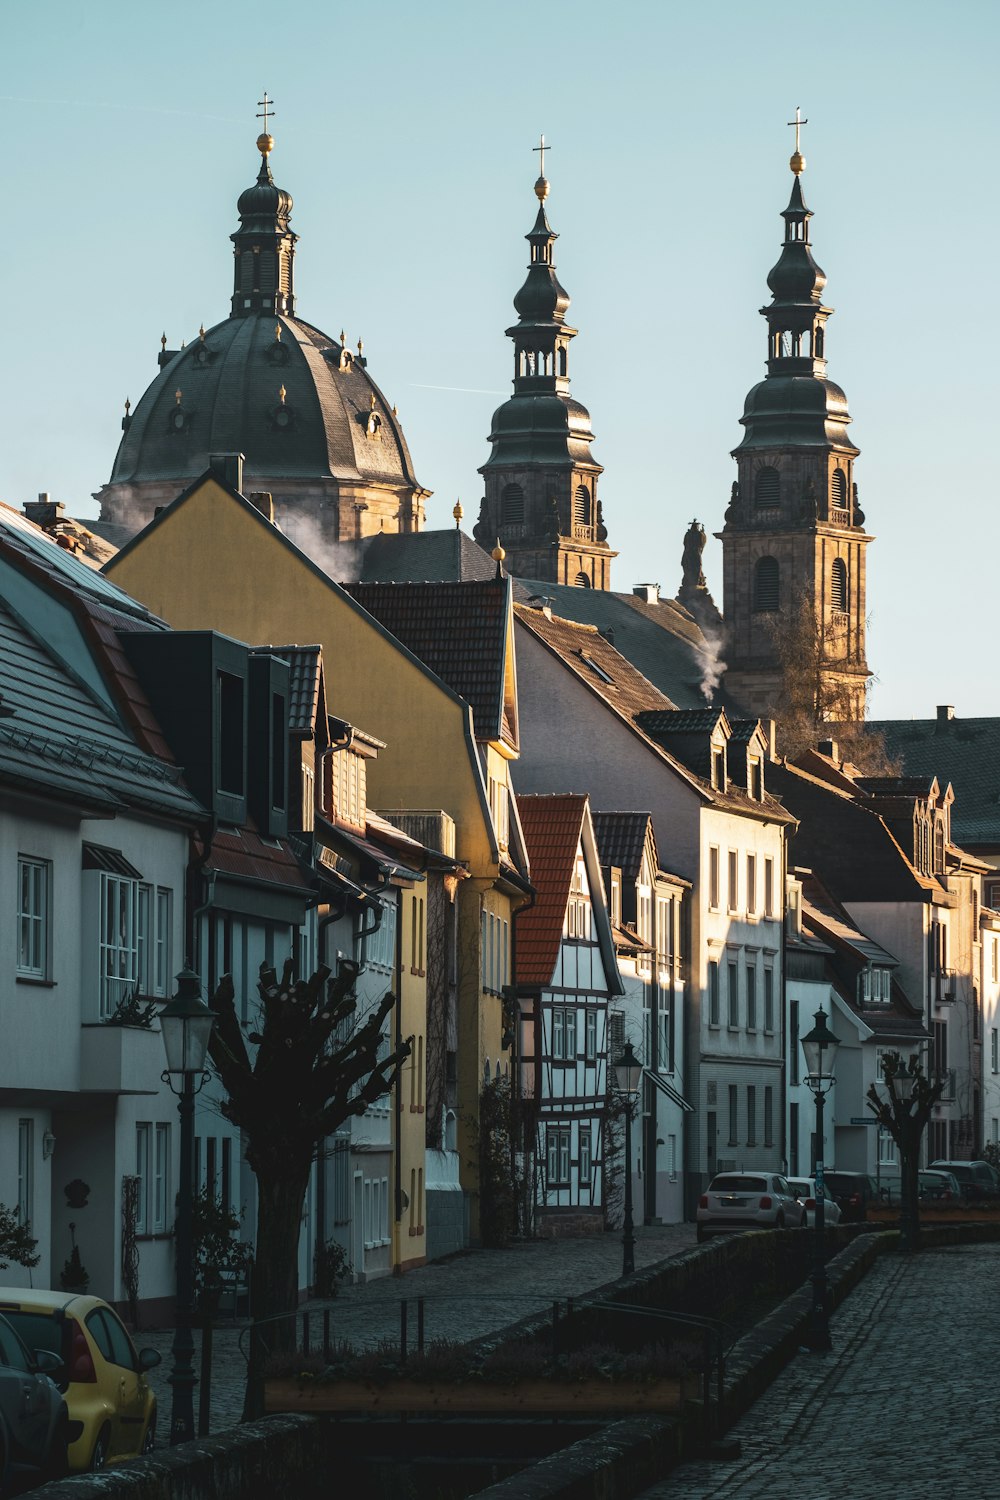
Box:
[866,1050,944,1251]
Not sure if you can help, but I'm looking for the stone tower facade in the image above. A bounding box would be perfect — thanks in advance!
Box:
[476,164,615,589]
[719,149,872,719]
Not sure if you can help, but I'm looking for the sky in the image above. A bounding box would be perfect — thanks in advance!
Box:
[3,0,997,720]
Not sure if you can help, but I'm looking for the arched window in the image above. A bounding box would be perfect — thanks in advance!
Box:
[933,820,945,874]
[500,484,524,525]
[753,556,780,612]
[558,347,567,376]
[831,558,848,613]
[574,572,591,588]
[754,467,780,509]
[573,485,590,527]
[831,467,847,508]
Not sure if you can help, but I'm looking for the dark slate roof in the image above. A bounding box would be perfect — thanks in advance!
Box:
[346,579,511,744]
[0,502,156,623]
[357,530,497,583]
[103,314,424,496]
[591,811,653,883]
[769,762,942,905]
[515,795,588,987]
[852,713,1000,849]
[513,579,711,710]
[800,874,927,1035]
[204,822,313,893]
[264,645,324,735]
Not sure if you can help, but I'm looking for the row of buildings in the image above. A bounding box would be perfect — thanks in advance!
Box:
[3,117,999,1318]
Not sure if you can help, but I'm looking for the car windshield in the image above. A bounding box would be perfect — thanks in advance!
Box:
[711,1176,767,1192]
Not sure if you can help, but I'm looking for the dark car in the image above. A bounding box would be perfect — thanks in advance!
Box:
[929,1160,998,1202]
[0,1310,68,1488]
[823,1171,881,1222]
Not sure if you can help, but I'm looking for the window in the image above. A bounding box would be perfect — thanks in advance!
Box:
[17,1120,33,1230]
[154,889,172,996]
[933,1020,948,1079]
[668,1135,677,1181]
[547,1126,571,1185]
[754,466,780,508]
[17,856,50,979]
[154,1124,170,1233]
[573,485,590,527]
[552,1007,576,1062]
[764,858,775,917]
[135,1124,150,1235]
[99,872,139,1018]
[789,1102,799,1175]
[610,876,621,930]
[579,1129,592,1186]
[746,964,757,1030]
[362,901,395,972]
[764,1087,774,1146]
[728,1086,738,1145]
[727,962,739,1028]
[709,847,720,910]
[747,1087,757,1146]
[574,572,592,588]
[727,851,738,913]
[500,483,524,525]
[708,960,720,1026]
[764,967,775,1032]
[488,776,509,851]
[860,966,891,1004]
[831,467,847,508]
[831,558,848,613]
[585,1009,598,1062]
[567,860,590,940]
[790,1000,799,1085]
[753,557,780,612]
[300,760,315,831]
[992,1029,998,1075]
[746,855,757,915]
[712,748,727,791]
[217,670,245,795]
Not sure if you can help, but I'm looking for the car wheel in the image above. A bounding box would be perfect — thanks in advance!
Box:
[90,1424,111,1472]
[142,1416,156,1455]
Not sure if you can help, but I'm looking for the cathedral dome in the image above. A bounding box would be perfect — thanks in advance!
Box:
[96,129,428,542]
[735,375,857,454]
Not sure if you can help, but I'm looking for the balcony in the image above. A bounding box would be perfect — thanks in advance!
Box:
[934,969,957,1005]
[80,1020,165,1095]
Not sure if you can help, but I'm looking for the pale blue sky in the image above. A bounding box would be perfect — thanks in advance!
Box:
[3,0,996,718]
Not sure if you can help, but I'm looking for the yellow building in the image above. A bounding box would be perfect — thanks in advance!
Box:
[104,465,528,1240]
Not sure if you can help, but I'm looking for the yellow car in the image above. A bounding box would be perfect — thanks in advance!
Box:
[0,1289,159,1471]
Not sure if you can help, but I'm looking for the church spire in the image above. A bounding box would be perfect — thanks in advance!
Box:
[477,144,613,590]
[230,98,297,318]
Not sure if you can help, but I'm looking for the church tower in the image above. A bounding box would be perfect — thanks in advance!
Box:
[720,118,872,718]
[476,146,615,589]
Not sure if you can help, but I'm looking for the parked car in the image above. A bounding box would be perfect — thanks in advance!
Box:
[0,1290,160,1472]
[929,1160,999,1202]
[0,1310,68,1489]
[696,1173,806,1242]
[918,1169,962,1202]
[787,1177,842,1228]
[822,1171,881,1223]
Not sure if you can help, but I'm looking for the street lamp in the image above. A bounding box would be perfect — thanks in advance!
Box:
[160,966,215,1446]
[801,1007,839,1352]
[893,1064,917,1252]
[613,1043,643,1277]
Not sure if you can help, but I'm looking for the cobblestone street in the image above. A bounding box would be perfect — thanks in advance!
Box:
[141,1222,697,1435]
[639,1242,1000,1499]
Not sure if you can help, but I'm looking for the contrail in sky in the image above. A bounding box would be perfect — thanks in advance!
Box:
[410,384,507,396]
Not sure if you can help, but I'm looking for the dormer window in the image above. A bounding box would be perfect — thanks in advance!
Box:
[748,757,764,800]
[712,746,727,791]
[861,966,891,1005]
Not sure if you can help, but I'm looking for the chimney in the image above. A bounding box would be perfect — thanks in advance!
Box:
[248,492,275,524]
[23,493,64,529]
[633,583,660,605]
[208,452,245,494]
[817,738,839,763]
[936,705,955,727]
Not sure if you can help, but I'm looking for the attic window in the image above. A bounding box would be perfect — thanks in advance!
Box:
[860,966,891,1005]
[712,747,726,791]
[578,651,614,685]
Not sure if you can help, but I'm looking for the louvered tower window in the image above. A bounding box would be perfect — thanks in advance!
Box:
[753,556,780,612]
[831,468,847,508]
[754,467,780,508]
[500,484,524,525]
[575,572,592,588]
[831,558,848,613]
[573,485,590,527]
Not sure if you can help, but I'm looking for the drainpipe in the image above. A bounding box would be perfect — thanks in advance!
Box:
[393,892,405,1271]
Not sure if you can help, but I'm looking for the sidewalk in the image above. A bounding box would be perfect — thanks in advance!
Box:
[141,1222,697,1435]
[638,1240,1000,1498]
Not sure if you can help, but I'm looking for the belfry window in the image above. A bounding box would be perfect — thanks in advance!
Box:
[831,558,848,613]
[558,347,567,376]
[573,485,590,528]
[501,484,525,525]
[754,467,780,509]
[574,572,592,589]
[831,468,847,508]
[753,556,780,612]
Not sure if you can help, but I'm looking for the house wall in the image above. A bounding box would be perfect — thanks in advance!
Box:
[982,916,1000,1149]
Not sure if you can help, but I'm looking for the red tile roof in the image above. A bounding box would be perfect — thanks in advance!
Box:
[515,794,589,987]
[204,823,313,892]
[347,579,513,745]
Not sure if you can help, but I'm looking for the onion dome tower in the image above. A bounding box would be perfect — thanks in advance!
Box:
[96,114,429,544]
[476,144,615,589]
[719,114,872,719]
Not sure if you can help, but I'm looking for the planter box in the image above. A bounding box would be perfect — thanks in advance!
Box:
[265,1376,688,1415]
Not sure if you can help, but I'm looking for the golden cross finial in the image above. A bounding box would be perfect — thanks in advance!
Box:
[533,133,548,177]
[257,92,274,132]
[278,384,287,404]
[787,106,807,154]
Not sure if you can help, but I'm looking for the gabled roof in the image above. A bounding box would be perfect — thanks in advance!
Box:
[853,712,1000,850]
[591,811,654,884]
[263,645,325,736]
[346,578,517,748]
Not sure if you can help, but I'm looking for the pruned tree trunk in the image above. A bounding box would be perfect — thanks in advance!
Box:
[242,1159,311,1421]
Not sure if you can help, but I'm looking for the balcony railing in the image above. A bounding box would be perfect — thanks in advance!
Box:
[934,969,957,1005]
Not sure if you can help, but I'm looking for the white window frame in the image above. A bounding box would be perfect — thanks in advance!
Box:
[551,1007,565,1062]
[154,1123,170,1233]
[154,888,172,997]
[135,1123,151,1235]
[585,1009,598,1062]
[99,872,139,1018]
[579,1129,592,1186]
[17,856,51,980]
[764,857,775,918]
[763,967,775,1033]
[17,1120,34,1229]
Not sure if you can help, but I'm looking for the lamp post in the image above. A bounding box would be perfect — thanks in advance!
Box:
[613,1043,643,1277]
[159,966,215,1446]
[801,1007,839,1352]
